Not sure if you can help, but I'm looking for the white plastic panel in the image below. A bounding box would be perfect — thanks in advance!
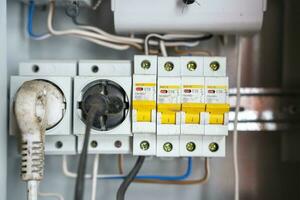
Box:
[19,60,77,76]
[112,0,267,34]
[79,60,131,76]
[44,135,77,155]
[77,135,131,154]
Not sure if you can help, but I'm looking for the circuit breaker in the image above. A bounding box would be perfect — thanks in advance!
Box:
[132,56,157,156]
[157,57,182,157]
[203,57,229,157]
[180,57,205,157]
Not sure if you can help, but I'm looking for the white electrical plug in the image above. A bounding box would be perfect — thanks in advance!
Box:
[14,80,65,200]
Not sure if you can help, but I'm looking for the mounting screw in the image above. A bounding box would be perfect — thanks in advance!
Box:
[186,142,196,152]
[163,142,173,152]
[55,141,63,149]
[32,65,40,73]
[187,61,197,71]
[91,140,98,148]
[209,142,219,152]
[114,140,122,148]
[141,60,151,70]
[210,61,220,71]
[164,62,174,72]
[140,141,150,151]
[92,65,99,73]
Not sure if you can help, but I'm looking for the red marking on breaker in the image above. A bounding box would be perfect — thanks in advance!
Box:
[136,87,143,91]
[160,90,168,94]
[208,90,215,94]
[184,89,192,93]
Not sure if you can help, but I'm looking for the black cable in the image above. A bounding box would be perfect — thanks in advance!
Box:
[74,109,96,200]
[117,156,146,200]
[74,92,115,200]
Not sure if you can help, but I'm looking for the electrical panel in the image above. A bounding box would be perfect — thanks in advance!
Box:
[112,0,267,34]
[9,56,229,157]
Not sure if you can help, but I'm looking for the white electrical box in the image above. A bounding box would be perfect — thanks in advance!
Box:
[112,0,267,34]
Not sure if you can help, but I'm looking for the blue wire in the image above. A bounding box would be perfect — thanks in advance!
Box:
[27,0,49,39]
[103,157,192,181]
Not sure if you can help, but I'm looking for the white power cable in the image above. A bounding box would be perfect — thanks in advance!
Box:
[62,155,123,179]
[91,154,100,200]
[164,41,200,47]
[78,25,202,49]
[47,1,131,50]
[159,40,168,57]
[38,191,65,200]
[92,0,103,10]
[77,25,143,49]
[144,33,167,55]
[28,181,39,200]
[234,36,243,200]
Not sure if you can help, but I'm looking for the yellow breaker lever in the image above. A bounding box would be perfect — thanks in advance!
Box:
[158,104,181,124]
[206,104,230,125]
[133,101,156,122]
[182,103,206,124]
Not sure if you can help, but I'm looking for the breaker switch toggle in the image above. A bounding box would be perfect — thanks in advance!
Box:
[133,101,156,122]
[182,103,205,124]
[206,104,230,125]
[158,104,181,124]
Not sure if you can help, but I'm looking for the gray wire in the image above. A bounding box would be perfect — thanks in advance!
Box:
[74,110,96,200]
[116,156,146,200]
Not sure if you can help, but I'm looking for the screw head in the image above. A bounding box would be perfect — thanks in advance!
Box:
[187,61,197,71]
[55,141,63,149]
[186,142,196,152]
[114,140,122,148]
[210,61,220,71]
[91,140,98,148]
[163,142,173,152]
[141,60,151,70]
[208,142,219,152]
[140,141,150,151]
[164,62,174,72]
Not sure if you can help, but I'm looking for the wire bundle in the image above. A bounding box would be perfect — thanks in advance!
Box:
[27,1,213,53]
